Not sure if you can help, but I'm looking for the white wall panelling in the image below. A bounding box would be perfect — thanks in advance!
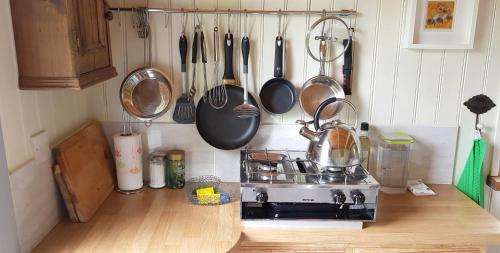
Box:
[9,131,63,253]
[0,123,20,253]
[97,0,500,184]
[0,1,91,172]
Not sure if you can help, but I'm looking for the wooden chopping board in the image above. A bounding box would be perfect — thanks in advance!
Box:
[54,122,115,222]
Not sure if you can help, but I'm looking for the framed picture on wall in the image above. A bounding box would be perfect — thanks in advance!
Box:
[404,0,479,49]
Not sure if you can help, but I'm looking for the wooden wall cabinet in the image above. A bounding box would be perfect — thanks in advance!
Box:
[10,0,117,90]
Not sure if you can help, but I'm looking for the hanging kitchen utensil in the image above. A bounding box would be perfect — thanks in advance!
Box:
[234,12,260,118]
[188,17,200,102]
[457,94,496,207]
[173,13,196,124]
[298,97,361,168]
[222,12,236,86]
[208,14,228,109]
[300,15,350,120]
[196,13,260,150]
[201,26,209,102]
[259,12,297,115]
[342,31,353,95]
[120,8,173,126]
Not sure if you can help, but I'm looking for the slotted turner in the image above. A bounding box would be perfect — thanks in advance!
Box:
[173,30,195,124]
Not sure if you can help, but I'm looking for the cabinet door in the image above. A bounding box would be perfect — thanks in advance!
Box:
[353,248,484,253]
[238,243,347,253]
[73,0,111,74]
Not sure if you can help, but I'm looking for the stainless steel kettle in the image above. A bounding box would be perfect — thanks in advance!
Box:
[298,97,362,168]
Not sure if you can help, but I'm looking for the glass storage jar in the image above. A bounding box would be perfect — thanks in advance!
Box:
[149,151,166,188]
[166,150,185,189]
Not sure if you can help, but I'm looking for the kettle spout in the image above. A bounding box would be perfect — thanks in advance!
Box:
[299,127,320,142]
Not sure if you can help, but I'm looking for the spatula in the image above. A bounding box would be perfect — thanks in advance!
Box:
[173,32,195,124]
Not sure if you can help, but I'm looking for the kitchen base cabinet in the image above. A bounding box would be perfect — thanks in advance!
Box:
[237,244,485,253]
[352,247,485,253]
[10,0,117,90]
[237,242,348,252]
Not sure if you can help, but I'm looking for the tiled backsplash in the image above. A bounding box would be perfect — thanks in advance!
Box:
[103,122,457,184]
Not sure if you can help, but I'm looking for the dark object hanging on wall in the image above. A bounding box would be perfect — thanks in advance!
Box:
[342,36,353,95]
[464,94,496,115]
[464,94,496,132]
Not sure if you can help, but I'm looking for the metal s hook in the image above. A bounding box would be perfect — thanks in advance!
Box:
[181,10,187,35]
[227,9,231,33]
[278,9,282,37]
[195,12,202,27]
[244,9,248,37]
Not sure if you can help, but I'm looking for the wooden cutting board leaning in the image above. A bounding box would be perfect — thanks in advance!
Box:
[53,122,115,222]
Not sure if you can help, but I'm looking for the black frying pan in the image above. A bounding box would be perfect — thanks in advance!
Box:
[259,36,297,114]
[196,85,260,150]
[195,31,260,150]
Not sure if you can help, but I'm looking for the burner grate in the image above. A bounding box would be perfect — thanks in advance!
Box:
[241,149,370,185]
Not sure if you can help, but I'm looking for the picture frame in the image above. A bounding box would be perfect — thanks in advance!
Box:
[404,0,479,49]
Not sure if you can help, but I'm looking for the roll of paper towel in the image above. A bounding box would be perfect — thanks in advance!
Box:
[113,133,143,191]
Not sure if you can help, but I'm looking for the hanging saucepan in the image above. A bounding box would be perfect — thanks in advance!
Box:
[120,9,173,126]
[300,15,350,120]
[259,14,297,114]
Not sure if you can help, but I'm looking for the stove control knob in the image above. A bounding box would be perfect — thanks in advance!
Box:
[351,191,366,205]
[331,191,346,204]
[256,192,268,203]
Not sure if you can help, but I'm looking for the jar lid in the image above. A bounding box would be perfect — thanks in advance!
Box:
[149,151,166,161]
[381,131,414,145]
[167,150,185,160]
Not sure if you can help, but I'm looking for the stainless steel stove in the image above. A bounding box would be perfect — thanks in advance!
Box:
[240,149,380,222]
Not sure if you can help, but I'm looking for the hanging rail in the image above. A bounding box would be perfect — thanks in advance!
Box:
[106,7,357,17]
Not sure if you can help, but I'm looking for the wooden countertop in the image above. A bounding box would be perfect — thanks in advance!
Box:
[34,184,500,253]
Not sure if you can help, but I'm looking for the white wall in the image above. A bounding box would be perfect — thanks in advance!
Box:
[0,0,92,172]
[91,0,500,182]
[0,123,20,253]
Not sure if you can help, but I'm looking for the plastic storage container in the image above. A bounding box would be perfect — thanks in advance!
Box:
[371,131,413,194]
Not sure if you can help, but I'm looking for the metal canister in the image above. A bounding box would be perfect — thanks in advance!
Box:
[149,151,166,189]
[166,150,185,189]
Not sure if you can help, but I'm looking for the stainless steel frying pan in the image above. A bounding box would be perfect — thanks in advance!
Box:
[300,15,350,120]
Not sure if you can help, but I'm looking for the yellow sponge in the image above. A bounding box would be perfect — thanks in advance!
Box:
[197,193,220,204]
[196,187,215,195]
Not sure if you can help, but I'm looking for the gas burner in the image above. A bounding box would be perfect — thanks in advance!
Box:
[252,171,278,181]
[318,170,349,184]
[246,160,283,182]
[322,166,345,173]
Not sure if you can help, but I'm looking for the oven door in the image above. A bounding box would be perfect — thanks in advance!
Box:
[241,202,376,221]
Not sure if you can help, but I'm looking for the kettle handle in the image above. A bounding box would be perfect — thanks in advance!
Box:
[314,97,358,131]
